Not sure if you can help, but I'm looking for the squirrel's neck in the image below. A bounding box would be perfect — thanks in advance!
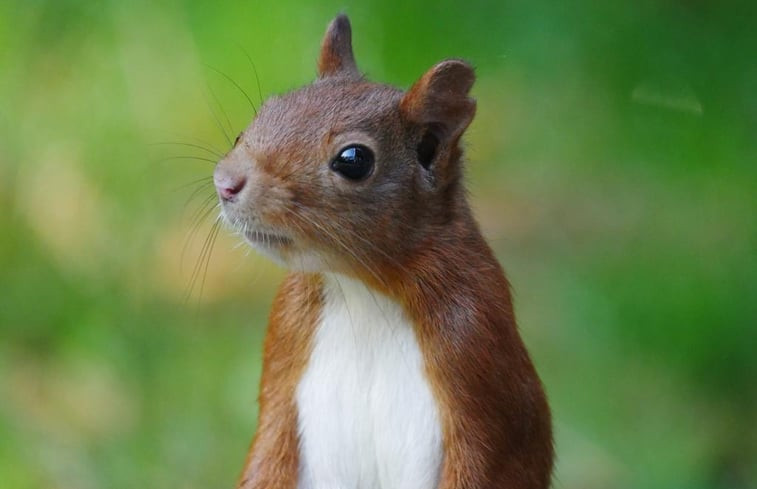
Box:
[352,197,508,309]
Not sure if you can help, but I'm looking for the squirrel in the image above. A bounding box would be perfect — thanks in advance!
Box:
[213,14,554,489]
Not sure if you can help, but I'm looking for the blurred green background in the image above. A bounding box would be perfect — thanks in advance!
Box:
[1,0,755,488]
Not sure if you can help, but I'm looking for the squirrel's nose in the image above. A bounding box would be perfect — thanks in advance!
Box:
[214,171,247,202]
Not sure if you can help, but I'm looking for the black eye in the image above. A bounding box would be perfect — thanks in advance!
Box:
[330,145,374,181]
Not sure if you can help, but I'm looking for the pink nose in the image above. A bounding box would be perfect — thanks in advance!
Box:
[214,172,247,201]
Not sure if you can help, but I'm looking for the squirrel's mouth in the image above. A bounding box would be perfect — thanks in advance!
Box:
[244,230,294,248]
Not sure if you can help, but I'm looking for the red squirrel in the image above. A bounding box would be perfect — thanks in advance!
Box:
[213,14,553,489]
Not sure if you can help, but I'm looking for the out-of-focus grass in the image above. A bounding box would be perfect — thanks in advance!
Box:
[0,1,755,488]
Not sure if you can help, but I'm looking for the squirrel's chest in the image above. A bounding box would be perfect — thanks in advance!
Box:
[295,276,443,489]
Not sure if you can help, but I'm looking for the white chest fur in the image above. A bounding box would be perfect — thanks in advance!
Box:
[296,274,443,489]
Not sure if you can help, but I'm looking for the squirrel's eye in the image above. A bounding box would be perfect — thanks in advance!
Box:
[330,145,374,181]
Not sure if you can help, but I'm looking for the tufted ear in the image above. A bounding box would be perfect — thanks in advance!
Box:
[318,14,359,79]
[400,59,476,142]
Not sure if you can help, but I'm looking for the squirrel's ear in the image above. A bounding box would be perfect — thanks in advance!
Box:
[318,14,359,79]
[400,60,476,141]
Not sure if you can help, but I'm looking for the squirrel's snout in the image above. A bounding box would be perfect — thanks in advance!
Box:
[214,169,247,202]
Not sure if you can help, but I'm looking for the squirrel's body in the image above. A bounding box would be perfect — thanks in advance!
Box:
[214,15,553,489]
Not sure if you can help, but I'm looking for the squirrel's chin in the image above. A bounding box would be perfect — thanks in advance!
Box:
[246,239,331,273]
[241,230,353,274]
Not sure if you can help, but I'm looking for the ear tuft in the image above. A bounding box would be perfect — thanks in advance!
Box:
[400,59,476,140]
[318,14,359,79]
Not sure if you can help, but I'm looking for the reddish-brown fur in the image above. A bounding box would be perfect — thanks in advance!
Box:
[221,14,553,489]
[237,273,322,488]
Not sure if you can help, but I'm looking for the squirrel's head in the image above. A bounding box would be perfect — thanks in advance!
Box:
[214,14,476,279]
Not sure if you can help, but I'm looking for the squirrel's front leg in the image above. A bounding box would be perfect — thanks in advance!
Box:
[236,399,300,489]
[236,274,321,489]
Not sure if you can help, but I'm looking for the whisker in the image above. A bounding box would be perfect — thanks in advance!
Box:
[208,81,235,140]
[181,180,216,214]
[185,211,222,304]
[205,63,257,115]
[198,217,223,302]
[150,141,223,158]
[236,43,264,106]
[153,155,218,165]
[172,176,214,194]
[182,135,225,157]
[204,86,233,147]
[181,194,219,277]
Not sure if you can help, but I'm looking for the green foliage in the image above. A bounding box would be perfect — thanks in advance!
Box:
[0,1,755,488]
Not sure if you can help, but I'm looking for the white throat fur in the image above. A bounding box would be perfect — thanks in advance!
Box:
[296,273,443,489]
